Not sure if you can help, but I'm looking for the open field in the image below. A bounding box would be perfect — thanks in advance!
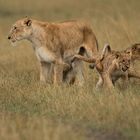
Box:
[0,0,140,140]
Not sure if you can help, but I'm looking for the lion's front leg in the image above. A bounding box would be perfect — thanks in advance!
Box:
[72,59,85,86]
[53,63,64,84]
[40,62,52,83]
[120,71,129,88]
[96,75,103,89]
[103,74,114,90]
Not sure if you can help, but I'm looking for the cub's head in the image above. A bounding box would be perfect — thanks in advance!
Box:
[125,43,140,60]
[99,44,131,72]
[115,52,131,72]
[8,17,32,44]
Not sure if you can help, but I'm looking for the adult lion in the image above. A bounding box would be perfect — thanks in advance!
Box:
[8,17,98,85]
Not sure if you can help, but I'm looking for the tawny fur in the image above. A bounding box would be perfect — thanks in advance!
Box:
[8,17,98,85]
[73,45,131,89]
[125,43,140,61]
[123,43,140,79]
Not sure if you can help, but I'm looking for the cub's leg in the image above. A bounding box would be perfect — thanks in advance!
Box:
[40,62,52,83]
[63,67,76,85]
[96,75,103,89]
[63,58,84,86]
[103,74,114,90]
[128,70,140,79]
[120,72,129,88]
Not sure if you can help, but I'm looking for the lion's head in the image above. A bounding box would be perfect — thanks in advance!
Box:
[8,18,32,44]
[100,45,131,72]
[114,52,131,72]
[125,43,140,61]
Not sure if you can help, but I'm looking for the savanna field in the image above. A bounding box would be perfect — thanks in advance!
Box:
[0,0,140,140]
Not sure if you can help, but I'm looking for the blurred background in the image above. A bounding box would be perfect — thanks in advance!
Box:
[0,1,140,140]
[0,0,140,48]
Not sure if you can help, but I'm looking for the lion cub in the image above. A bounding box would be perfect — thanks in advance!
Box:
[73,44,131,89]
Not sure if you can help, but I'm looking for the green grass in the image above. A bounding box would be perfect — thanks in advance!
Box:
[0,0,140,140]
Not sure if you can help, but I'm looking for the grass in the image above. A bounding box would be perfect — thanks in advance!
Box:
[0,0,140,140]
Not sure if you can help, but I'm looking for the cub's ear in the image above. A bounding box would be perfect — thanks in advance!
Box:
[132,43,140,50]
[24,18,32,26]
[115,52,120,59]
[132,44,138,51]
[100,44,111,59]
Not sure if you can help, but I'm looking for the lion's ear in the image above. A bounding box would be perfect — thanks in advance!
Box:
[24,18,32,26]
[101,44,111,59]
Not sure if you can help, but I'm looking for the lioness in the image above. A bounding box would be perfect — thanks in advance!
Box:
[8,17,98,84]
[73,44,131,89]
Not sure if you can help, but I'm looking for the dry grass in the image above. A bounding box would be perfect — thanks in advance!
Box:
[0,0,140,140]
